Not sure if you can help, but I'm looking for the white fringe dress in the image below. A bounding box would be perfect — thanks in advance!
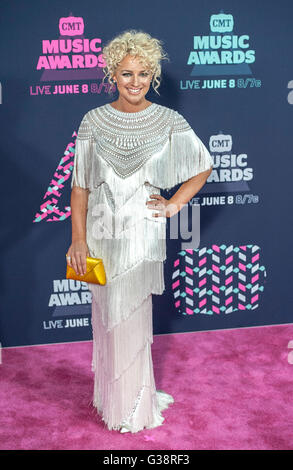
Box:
[70,102,213,433]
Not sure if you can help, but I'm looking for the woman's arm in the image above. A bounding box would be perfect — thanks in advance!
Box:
[147,167,212,218]
[168,166,212,215]
[66,186,90,275]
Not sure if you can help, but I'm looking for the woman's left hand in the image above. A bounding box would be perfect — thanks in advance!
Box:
[146,194,177,218]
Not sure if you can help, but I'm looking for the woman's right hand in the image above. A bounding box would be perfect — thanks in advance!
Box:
[66,240,90,276]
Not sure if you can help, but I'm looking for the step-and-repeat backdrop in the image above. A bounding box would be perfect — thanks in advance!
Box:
[1,0,292,347]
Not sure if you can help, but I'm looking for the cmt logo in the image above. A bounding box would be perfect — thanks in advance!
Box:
[207,131,253,187]
[59,16,84,36]
[210,13,234,33]
[187,12,256,75]
[209,133,232,153]
[35,14,105,79]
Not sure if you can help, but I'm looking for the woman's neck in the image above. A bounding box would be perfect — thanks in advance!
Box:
[109,98,152,113]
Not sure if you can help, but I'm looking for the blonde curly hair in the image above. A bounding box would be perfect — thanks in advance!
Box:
[102,29,169,95]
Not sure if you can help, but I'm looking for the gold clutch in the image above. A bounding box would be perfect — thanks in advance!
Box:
[65,254,106,285]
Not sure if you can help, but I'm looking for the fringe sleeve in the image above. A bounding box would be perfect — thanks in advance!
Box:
[162,111,213,191]
[71,113,93,190]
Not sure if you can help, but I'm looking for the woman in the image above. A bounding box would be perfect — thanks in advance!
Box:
[66,30,213,433]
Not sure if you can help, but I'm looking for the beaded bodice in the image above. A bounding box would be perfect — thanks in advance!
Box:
[79,102,191,178]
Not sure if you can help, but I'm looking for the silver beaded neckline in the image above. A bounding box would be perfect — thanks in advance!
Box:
[85,102,179,178]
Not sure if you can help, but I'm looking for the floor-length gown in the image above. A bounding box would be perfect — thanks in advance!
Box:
[70,102,213,433]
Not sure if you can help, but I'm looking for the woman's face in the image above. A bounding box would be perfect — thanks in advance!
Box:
[112,54,153,105]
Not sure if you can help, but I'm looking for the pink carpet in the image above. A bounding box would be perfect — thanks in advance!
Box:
[1,323,293,450]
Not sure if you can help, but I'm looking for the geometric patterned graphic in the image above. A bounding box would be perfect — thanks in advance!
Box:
[33,132,77,222]
[172,244,267,315]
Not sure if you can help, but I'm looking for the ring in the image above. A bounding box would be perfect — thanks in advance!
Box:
[67,256,71,260]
